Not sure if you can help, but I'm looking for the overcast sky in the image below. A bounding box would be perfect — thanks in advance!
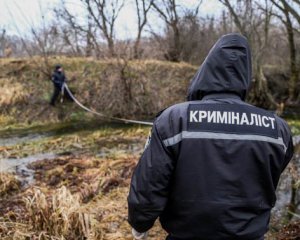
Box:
[0,0,223,39]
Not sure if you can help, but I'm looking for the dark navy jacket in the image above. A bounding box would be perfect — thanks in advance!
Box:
[127,34,294,240]
[51,71,66,89]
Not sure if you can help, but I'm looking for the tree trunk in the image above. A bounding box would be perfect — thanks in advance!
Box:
[167,26,181,62]
[85,20,93,57]
[286,11,298,102]
[249,59,278,109]
[107,38,115,57]
[133,31,142,59]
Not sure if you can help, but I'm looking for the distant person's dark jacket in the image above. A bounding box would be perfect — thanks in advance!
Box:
[51,71,66,89]
[127,34,294,240]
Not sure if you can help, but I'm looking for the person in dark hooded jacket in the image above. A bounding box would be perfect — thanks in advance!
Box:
[127,33,294,240]
[50,64,69,106]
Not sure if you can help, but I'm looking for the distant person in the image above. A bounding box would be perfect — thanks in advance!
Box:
[127,33,294,240]
[50,64,72,106]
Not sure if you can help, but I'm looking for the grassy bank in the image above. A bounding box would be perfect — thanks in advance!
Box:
[1,57,294,127]
[0,57,197,126]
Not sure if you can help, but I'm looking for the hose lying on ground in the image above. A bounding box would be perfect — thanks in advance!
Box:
[63,83,300,146]
[63,83,154,126]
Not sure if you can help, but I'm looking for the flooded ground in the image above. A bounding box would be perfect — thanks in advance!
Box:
[0,120,145,179]
[0,120,299,239]
[0,120,131,145]
[272,136,300,220]
[0,120,157,239]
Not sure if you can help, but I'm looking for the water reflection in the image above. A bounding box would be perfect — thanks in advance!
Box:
[272,139,300,221]
[0,153,57,184]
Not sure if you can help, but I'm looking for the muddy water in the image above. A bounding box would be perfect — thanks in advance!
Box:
[0,120,144,183]
[0,133,49,147]
[0,120,128,146]
[294,135,300,146]
[0,153,57,184]
[273,140,300,219]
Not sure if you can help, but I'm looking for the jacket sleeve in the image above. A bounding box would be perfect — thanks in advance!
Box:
[51,74,56,82]
[127,121,175,232]
[51,74,59,84]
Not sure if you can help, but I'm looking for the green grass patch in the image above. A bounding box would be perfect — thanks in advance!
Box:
[287,119,300,136]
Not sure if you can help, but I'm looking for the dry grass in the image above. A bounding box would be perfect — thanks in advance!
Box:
[88,186,167,240]
[0,151,298,240]
[0,173,20,197]
[0,78,28,107]
[0,57,196,125]
[0,186,92,240]
[24,186,92,239]
[0,154,168,240]
[275,221,300,240]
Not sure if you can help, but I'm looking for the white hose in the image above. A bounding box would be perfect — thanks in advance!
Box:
[63,83,154,126]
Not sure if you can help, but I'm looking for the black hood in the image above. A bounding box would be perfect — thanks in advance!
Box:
[187,33,252,101]
[55,64,62,71]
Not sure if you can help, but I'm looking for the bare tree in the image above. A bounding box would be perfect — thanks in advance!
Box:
[270,0,298,102]
[275,0,300,24]
[54,2,99,57]
[268,1,300,220]
[83,0,125,57]
[0,28,6,57]
[219,0,277,108]
[7,1,61,77]
[151,0,201,62]
[86,15,94,57]
[133,0,154,58]
[151,0,181,61]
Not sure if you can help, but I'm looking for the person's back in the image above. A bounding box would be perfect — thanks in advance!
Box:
[127,33,294,240]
